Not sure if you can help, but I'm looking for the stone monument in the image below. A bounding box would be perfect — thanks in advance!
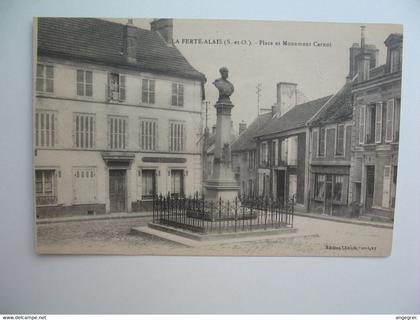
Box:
[205,67,240,201]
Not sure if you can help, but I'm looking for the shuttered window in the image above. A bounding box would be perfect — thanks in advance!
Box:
[169,121,186,152]
[359,105,366,144]
[142,79,155,104]
[72,167,97,204]
[335,124,345,156]
[171,83,184,107]
[385,99,394,142]
[74,113,95,148]
[375,103,383,143]
[108,73,126,101]
[36,64,54,93]
[140,118,157,151]
[108,116,128,149]
[35,111,56,147]
[76,70,93,97]
[318,128,326,156]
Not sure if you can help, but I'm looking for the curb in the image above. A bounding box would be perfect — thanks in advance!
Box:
[294,212,393,229]
[37,213,153,225]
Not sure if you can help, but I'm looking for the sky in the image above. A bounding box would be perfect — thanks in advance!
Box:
[110,18,402,132]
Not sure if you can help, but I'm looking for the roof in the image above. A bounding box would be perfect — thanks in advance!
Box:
[231,112,272,152]
[308,82,353,127]
[255,95,332,137]
[37,18,206,81]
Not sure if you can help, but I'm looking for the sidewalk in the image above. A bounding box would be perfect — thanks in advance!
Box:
[294,210,393,229]
[37,209,393,229]
[36,211,153,225]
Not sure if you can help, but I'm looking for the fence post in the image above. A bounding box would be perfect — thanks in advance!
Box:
[227,200,230,232]
[210,201,214,233]
[202,194,205,233]
[218,197,222,234]
[234,197,238,232]
[152,195,155,223]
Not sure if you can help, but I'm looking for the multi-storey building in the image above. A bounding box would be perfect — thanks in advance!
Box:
[350,32,402,222]
[307,82,354,216]
[254,83,331,209]
[34,18,206,218]
[231,113,272,197]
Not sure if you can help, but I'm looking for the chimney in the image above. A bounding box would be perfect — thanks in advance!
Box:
[150,19,173,45]
[347,43,361,80]
[275,82,298,116]
[124,19,138,63]
[357,26,371,82]
[239,121,247,135]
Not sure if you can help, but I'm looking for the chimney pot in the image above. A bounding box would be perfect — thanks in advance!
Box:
[239,122,247,135]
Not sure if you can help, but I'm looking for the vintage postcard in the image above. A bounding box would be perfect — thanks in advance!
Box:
[34,18,403,256]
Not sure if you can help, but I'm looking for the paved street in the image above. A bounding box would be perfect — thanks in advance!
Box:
[36,215,393,256]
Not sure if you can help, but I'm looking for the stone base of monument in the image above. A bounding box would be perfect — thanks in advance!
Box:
[204,179,240,203]
[131,223,305,248]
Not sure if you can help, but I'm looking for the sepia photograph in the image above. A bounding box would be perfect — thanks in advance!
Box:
[33,17,403,256]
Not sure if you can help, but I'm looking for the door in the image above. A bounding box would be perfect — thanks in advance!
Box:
[288,174,297,203]
[109,169,126,212]
[276,170,286,204]
[366,166,375,210]
[324,175,333,215]
[382,166,391,208]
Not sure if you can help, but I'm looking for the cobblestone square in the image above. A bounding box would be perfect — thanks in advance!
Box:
[36,215,393,256]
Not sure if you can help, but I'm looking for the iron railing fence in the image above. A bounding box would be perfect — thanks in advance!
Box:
[152,193,294,234]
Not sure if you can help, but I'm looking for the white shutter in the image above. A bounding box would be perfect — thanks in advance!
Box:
[119,74,126,101]
[375,102,383,143]
[385,99,395,142]
[382,166,391,208]
[359,105,366,144]
[274,139,279,166]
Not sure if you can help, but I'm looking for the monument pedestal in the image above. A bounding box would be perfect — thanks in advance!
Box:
[204,100,240,202]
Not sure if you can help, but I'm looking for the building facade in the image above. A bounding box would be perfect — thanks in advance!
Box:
[34,18,206,218]
[255,93,331,209]
[307,82,354,216]
[350,33,402,222]
[231,113,272,197]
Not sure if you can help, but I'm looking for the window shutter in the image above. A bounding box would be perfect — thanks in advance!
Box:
[85,71,93,97]
[385,99,394,142]
[124,118,128,149]
[172,83,177,106]
[359,105,365,144]
[107,117,111,148]
[375,102,383,143]
[312,130,318,158]
[119,75,126,101]
[107,73,111,100]
[183,124,186,151]
[141,79,147,103]
[150,80,155,104]
[179,85,184,106]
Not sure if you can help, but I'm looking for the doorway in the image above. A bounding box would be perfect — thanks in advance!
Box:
[276,170,286,204]
[324,175,333,215]
[109,169,127,212]
[366,165,375,210]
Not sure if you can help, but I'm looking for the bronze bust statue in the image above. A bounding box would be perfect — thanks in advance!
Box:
[213,67,234,103]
